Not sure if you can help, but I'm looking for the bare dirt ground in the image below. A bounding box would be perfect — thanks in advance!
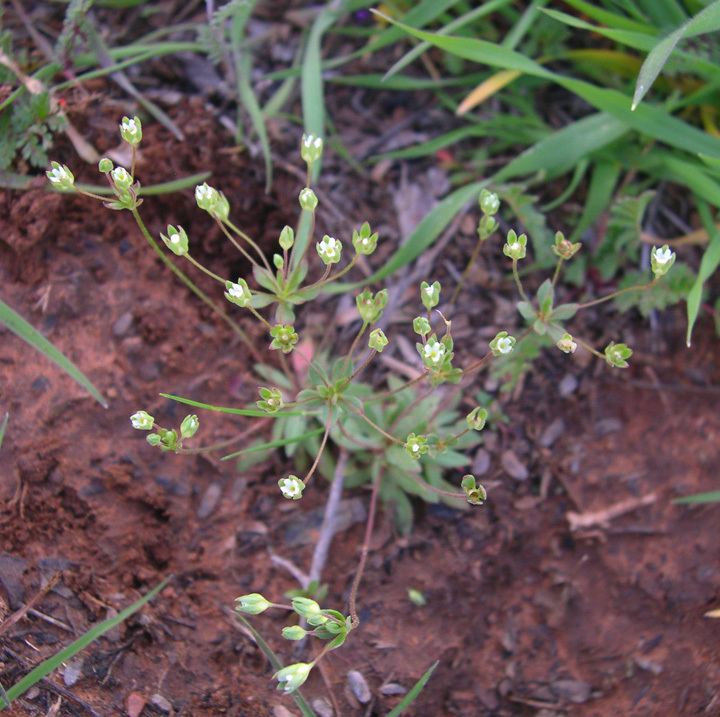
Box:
[2,98,720,717]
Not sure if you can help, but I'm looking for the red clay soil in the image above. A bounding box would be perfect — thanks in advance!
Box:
[2,103,720,717]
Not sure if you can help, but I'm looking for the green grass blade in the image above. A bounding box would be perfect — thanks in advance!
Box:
[73,172,211,197]
[373,126,489,161]
[326,181,484,293]
[0,299,107,407]
[494,112,628,181]
[686,199,720,346]
[632,0,720,109]
[375,15,720,159]
[302,1,347,182]
[0,413,8,451]
[570,159,621,241]
[234,614,317,717]
[221,427,324,461]
[541,158,588,211]
[386,660,439,717]
[160,393,303,417]
[231,0,272,192]
[559,0,654,32]
[674,490,720,504]
[3,577,169,706]
[384,0,514,80]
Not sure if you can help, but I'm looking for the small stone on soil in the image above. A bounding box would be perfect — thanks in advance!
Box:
[380,683,407,696]
[150,694,173,713]
[347,669,372,703]
[501,450,529,481]
[112,311,134,337]
[62,656,84,686]
[311,697,334,717]
[473,448,491,475]
[197,482,222,519]
[559,373,578,396]
[540,418,565,448]
[551,678,592,703]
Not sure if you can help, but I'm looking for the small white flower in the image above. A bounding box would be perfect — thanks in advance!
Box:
[195,183,214,202]
[496,337,513,354]
[278,475,305,500]
[130,411,154,430]
[424,285,434,297]
[412,443,420,453]
[423,339,445,364]
[169,232,180,245]
[228,283,243,298]
[48,166,68,184]
[655,246,672,265]
[508,241,520,253]
[112,166,131,186]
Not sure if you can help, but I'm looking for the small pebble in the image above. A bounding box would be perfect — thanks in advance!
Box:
[311,697,334,717]
[62,656,83,686]
[551,679,591,704]
[150,694,173,713]
[559,374,578,396]
[501,450,529,481]
[472,448,491,475]
[197,483,222,519]
[380,683,407,696]
[347,670,371,704]
[272,707,295,717]
[540,418,565,448]
[112,311,134,337]
[126,691,146,717]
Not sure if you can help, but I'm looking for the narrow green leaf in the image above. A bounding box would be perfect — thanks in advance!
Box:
[386,660,440,717]
[570,160,621,241]
[221,427,324,461]
[373,126,489,161]
[234,614,317,717]
[377,15,720,158]
[674,490,720,504]
[632,0,720,109]
[494,112,627,181]
[0,413,8,451]
[160,393,304,417]
[0,299,107,407]
[4,577,170,706]
[686,199,720,346]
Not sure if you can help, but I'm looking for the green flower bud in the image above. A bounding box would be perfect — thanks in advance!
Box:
[405,433,428,460]
[235,593,271,615]
[466,407,488,431]
[119,115,142,145]
[479,189,500,216]
[111,166,133,189]
[604,341,632,368]
[489,331,516,357]
[503,229,527,261]
[159,429,178,452]
[161,225,189,256]
[195,183,229,221]
[299,187,318,211]
[413,316,431,337]
[355,288,388,324]
[552,231,581,260]
[419,336,446,367]
[651,245,675,278]
[98,157,113,173]
[556,333,577,354]
[146,433,161,447]
[46,161,75,189]
[273,253,284,270]
[274,662,313,694]
[224,278,252,308]
[180,414,199,439]
[368,328,389,352]
[291,597,322,619]
[420,280,441,310]
[461,474,487,505]
[301,133,323,165]
[130,410,154,430]
[279,225,294,251]
[257,387,283,414]
[351,222,379,255]
[316,235,342,265]
[269,324,299,354]
[478,214,498,241]
[407,588,426,606]
[282,625,308,641]
[278,475,304,500]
